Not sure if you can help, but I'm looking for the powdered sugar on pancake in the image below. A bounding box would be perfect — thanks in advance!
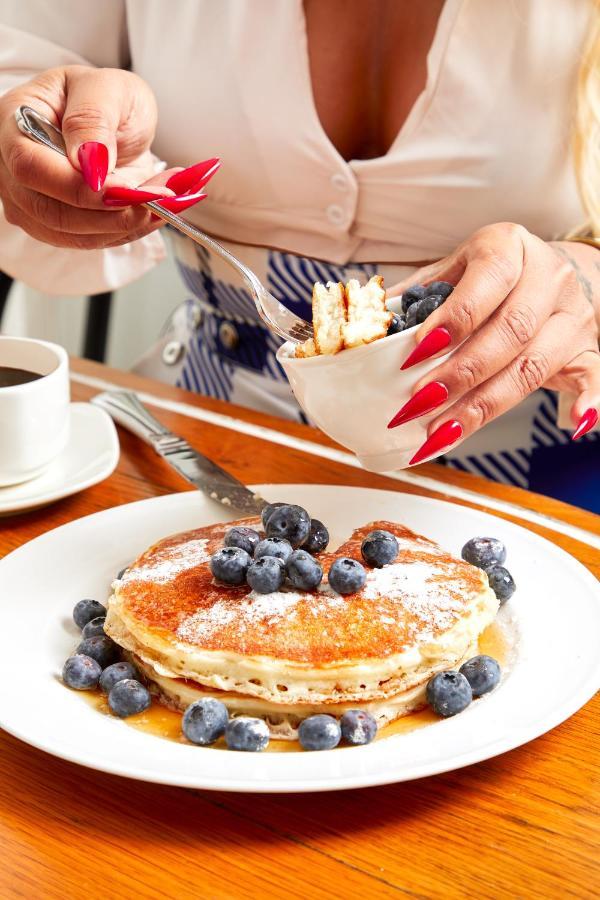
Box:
[122,538,211,584]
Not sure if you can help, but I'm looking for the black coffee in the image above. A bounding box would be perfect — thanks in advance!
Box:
[0,366,44,388]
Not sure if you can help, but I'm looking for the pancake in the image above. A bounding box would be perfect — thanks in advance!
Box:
[128,641,478,740]
[105,518,498,705]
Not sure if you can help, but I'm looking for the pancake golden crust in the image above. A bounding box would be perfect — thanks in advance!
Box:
[110,519,490,666]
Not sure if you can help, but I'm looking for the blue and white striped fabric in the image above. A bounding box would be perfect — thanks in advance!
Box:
[166,236,599,513]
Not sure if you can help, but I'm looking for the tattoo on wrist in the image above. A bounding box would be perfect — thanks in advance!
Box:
[553,245,594,305]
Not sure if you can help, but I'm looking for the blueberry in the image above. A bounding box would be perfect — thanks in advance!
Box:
[224,526,261,556]
[328,557,366,595]
[266,504,311,548]
[73,599,107,630]
[261,502,286,530]
[286,550,323,591]
[425,280,454,300]
[486,565,516,604]
[182,698,229,745]
[461,537,507,570]
[426,671,472,717]
[210,546,252,585]
[108,679,151,718]
[401,284,427,313]
[298,714,341,751]
[247,556,286,594]
[405,301,419,329]
[254,537,293,563]
[361,530,399,568]
[99,661,138,694]
[459,655,501,697]
[387,313,407,335]
[415,293,444,323]
[303,518,330,555]
[76,635,119,669]
[81,616,106,639]
[340,710,378,745]
[62,654,102,690]
[225,716,270,751]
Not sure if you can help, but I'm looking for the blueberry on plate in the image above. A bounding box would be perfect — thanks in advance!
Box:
[247,556,286,594]
[328,558,367,595]
[261,501,286,530]
[76,635,119,669]
[224,525,261,556]
[401,284,427,313]
[340,710,378,745]
[425,280,454,300]
[461,537,507,570]
[62,654,102,690]
[298,714,341,751]
[387,313,407,336]
[99,661,138,694]
[361,530,399,568]
[486,565,516,604]
[459,655,501,697]
[426,671,472,717]
[254,537,293,564]
[108,679,151,718]
[73,598,107,630]
[225,716,270,751]
[265,504,311,548]
[182,698,229,745]
[415,293,444,324]
[303,518,330,555]
[81,615,106,639]
[286,550,323,591]
[210,546,252,585]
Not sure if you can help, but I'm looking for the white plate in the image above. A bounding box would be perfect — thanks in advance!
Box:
[0,486,598,793]
[0,403,119,514]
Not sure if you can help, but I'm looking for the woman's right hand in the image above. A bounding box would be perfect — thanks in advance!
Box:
[0,65,184,249]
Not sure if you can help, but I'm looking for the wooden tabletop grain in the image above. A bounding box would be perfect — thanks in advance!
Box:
[1,358,598,900]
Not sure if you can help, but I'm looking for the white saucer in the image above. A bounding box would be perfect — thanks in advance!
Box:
[0,403,119,515]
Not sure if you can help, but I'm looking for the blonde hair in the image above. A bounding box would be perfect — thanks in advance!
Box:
[571,0,600,238]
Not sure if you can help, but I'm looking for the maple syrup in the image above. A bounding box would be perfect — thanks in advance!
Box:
[82,621,511,752]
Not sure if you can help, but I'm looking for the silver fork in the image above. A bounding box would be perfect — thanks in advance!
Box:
[15,105,313,344]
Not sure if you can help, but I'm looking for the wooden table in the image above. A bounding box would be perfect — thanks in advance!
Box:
[1,359,598,900]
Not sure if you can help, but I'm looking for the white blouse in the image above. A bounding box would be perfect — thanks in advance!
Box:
[0,0,592,295]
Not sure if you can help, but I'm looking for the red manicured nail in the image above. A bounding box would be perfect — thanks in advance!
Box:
[166,159,220,194]
[103,187,168,207]
[78,142,109,192]
[409,419,463,465]
[155,190,207,213]
[572,407,598,441]
[400,327,451,371]
[388,382,449,429]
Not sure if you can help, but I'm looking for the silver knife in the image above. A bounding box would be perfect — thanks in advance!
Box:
[92,391,267,514]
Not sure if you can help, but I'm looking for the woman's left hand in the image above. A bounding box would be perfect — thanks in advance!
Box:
[388,222,600,463]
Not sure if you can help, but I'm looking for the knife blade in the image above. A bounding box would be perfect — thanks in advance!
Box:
[91,391,267,515]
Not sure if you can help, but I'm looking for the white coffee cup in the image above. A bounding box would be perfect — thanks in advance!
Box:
[0,336,70,486]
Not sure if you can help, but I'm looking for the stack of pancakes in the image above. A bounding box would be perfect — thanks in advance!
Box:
[105,519,498,739]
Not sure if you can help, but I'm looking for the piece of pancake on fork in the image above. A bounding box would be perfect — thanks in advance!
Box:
[105,517,498,739]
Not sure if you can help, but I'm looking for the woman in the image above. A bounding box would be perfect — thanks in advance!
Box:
[0,1,598,509]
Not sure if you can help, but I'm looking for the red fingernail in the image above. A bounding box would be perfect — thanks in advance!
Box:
[400,327,451,371]
[166,159,220,194]
[409,419,463,465]
[78,142,109,192]
[155,190,207,212]
[572,407,598,441]
[388,382,449,428]
[103,187,168,207]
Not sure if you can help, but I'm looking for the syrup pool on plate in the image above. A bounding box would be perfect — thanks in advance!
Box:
[81,621,511,752]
